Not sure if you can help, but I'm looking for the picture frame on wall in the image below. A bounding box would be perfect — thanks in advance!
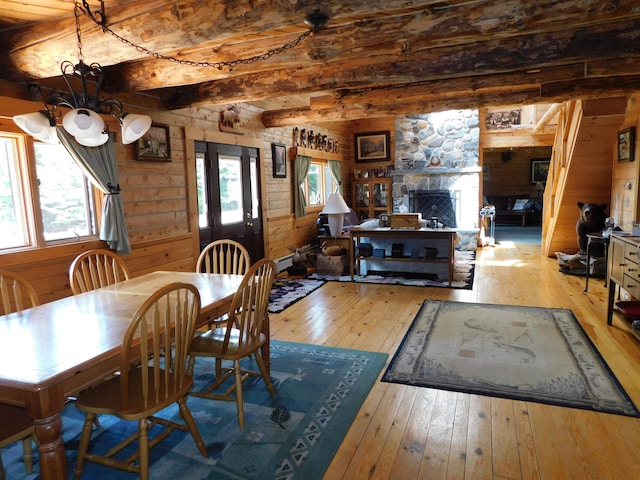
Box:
[618,127,635,162]
[355,131,390,163]
[136,124,171,161]
[272,142,287,178]
[530,159,550,184]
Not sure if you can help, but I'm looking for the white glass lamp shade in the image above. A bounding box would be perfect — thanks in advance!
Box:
[322,193,350,237]
[62,108,105,138]
[121,113,152,144]
[13,112,58,144]
[75,132,109,147]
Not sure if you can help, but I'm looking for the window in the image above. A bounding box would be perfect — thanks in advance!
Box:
[303,160,338,208]
[0,132,98,250]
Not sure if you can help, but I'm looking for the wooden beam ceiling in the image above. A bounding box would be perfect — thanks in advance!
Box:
[0,0,639,127]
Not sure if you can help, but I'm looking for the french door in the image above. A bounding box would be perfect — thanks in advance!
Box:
[195,141,264,263]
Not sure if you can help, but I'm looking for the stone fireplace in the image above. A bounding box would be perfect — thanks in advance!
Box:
[393,110,481,230]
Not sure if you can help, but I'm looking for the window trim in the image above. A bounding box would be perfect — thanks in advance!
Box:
[1,123,102,252]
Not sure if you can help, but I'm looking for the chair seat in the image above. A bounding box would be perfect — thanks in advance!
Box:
[190,327,266,360]
[75,367,194,421]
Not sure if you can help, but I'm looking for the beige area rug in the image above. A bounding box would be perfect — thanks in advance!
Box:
[382,300,640,417]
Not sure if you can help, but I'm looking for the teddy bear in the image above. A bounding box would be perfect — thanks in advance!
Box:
[576,202,607,255]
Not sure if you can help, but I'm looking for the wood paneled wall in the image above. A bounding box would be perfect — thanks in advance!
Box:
[611,95,640,231]
[0,91,349,303]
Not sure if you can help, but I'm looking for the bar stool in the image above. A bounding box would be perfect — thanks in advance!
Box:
[584,232,610,292]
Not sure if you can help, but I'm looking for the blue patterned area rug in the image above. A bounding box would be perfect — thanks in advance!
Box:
[5,341,387,480]
[383,300,640,417]
[268,278,327,313]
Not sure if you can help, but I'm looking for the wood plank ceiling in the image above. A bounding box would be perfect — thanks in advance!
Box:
[1,0,639,127]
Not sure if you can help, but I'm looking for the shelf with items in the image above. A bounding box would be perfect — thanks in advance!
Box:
[289,146,343,161]
[348,227,457,285]
[353,177,392,220]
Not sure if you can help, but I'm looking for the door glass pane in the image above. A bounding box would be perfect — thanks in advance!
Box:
[195,152,209,228]
[0,137,29,248]
[218,154,243,225]
[250,155,259,218]
[34,143,96,241]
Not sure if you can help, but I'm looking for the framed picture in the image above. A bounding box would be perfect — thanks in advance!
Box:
[272,142,286,178]
[530,159,550,184]
[355,131,390,163]
[618,127,635,162]
[136,124,171,161]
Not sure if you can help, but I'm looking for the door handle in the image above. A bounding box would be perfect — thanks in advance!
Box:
[246,221,253,228]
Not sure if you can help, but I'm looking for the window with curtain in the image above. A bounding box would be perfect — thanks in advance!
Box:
[302,160,339,208]
[0,132,98,250]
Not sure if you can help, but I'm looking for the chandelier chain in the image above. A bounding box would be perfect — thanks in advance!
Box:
[78,1,314,70]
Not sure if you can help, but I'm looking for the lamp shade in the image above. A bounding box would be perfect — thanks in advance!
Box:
[13,112,58,144]
[322,193,350,237]
[62,108,105,138]
[121,113,152,144]
[75,132,109,147]
[321,193,350,214]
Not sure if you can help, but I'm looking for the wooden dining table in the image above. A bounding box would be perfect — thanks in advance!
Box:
[0,270,260,480]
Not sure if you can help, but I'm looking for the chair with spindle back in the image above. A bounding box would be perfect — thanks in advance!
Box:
[0,270,37,479]
[196,239,251,328]
[73,282,208,480]
[196,239,251,275]
[188,259,277,429]
[69,248,131,295]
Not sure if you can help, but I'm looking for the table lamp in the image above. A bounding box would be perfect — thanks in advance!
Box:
[322,193,350,237]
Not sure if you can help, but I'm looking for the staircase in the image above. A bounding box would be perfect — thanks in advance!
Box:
[541,98,627,257]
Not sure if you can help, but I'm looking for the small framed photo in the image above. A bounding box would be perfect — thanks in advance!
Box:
[272,142,286,178]
[136,124,171,161]
[530,159,550,184]
[355,131,390,163]
[618,127,635,162]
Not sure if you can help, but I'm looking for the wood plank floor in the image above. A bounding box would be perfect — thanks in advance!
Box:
[269,242,640,479]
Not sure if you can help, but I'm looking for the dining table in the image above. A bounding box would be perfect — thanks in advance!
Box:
[0,270,261,480]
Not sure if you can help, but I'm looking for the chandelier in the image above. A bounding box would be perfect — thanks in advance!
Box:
[13,1,151,146]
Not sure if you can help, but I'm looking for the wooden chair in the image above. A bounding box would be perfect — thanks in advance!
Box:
[73,282,208,480]
[0,269,39,316]
[69,248,131,295]
[196,239,250,275]
[196,239,251,328]
[0,271,37,478]
[0,403,34,480]
[188,258,277,429]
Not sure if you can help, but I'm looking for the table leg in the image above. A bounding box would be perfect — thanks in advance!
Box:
[33,413,67,480]
[448,233,454,286]
[584,240,591,292]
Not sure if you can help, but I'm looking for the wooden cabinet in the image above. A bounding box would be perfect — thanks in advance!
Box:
[353,178,392,220]
[607,234,640,341]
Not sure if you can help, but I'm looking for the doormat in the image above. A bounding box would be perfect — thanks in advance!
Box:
[382,300,640,417]
[4,340,388,480]
[310,250,475,290]
[268,277,327,313]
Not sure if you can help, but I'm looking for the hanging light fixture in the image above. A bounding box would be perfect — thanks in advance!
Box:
[13,1,151,146]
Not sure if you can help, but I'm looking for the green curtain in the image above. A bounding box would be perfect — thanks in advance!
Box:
[328,159,342,194]
[294,154,312,218]
[56,127,132,254]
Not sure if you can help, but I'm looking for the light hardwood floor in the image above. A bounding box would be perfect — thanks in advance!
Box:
[269,242,640,479]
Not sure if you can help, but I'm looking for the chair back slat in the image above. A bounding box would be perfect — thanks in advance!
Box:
[196,240,250,275]
[0,270,39,315]
[120,283,201,410]
[223,259,276,351]
[69,249,131,294]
